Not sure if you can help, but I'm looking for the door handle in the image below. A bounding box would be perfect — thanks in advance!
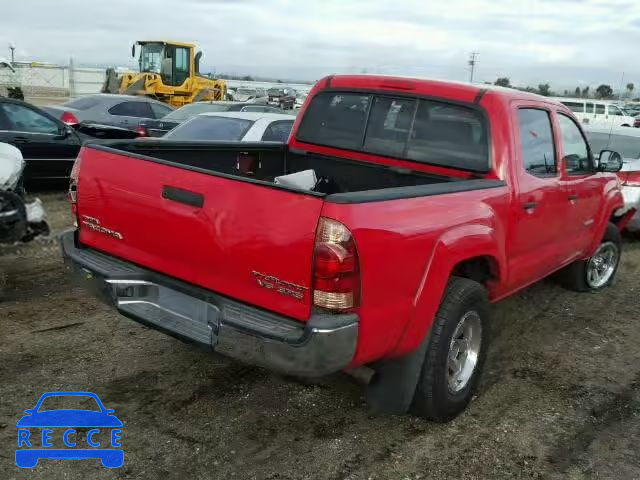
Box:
[13,136,29,143]
[162,186,204,208]
[523,201,538,211]
[568,194,578,201]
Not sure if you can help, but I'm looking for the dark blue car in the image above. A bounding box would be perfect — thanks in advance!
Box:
[16,391,123,468]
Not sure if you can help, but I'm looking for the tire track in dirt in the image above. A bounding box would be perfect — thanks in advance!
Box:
[546,371,640,475]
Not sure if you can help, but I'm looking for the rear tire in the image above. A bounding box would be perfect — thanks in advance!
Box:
[411,277,490,422]
[560,223,621,292]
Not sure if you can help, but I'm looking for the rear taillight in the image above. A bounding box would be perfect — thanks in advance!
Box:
[135,126,148,137]
[68,153,83,226]
[634,118,640,127]
[60,111,79,127]
[312,218,360,311]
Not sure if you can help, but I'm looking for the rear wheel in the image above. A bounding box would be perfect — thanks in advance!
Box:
[560,223,621,292]
[411,277,490,422]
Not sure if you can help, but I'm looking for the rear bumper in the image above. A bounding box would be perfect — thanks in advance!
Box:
[60,231,358,376]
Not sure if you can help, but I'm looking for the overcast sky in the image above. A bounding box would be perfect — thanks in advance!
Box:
[2,0,639,91]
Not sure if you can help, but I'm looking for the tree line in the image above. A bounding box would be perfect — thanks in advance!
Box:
[491,78,638,101]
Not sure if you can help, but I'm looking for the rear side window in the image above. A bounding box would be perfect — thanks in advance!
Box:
[595,104,605,114]
[165,116,254,141]
[297,91,489,171]
[150,102,173,118]
[561,101,584,113]
[261,120,294,142]
[108,101,153,118]
[63,96,101,110]
[296,92,371,150]
[517,109,556,176]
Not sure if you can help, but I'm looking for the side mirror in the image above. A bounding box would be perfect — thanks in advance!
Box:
[131,44,136,58]
[597,149,623,172]
[54,126,73,139]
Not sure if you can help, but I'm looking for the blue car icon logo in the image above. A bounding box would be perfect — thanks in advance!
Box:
[16,391,123,468]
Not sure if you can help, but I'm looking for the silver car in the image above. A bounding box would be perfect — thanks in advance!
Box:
[43,94,174,130]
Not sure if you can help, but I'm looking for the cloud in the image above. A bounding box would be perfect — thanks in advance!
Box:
[0,0,638,90]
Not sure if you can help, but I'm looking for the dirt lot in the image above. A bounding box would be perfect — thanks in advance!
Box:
[1,192,640,479]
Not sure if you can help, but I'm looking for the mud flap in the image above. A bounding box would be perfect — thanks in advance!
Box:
[365,331,431,415]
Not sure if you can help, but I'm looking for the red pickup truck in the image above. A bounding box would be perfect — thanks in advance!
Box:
[62,75,627,422]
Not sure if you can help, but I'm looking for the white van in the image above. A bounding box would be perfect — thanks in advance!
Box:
[556,98,635,128]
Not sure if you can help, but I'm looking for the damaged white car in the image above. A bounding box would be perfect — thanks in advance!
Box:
[0,142,49,243]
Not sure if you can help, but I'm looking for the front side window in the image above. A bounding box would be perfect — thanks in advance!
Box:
[108,102,153,118]
[0,103,59,134]
[608,105,624,116]
[165,116,254,141]
[558,114,591,174]
[517,109,557,176]
[139,43,164,74]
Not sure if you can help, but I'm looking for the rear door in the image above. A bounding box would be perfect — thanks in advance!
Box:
[0,102,80,181]
[507,105,572,288]
[556,112,604,253]
[77,146,324,320]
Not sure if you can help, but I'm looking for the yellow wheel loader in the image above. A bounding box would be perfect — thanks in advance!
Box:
[102,41,226,107]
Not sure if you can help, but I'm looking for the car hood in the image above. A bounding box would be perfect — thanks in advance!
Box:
[16,410,123,427]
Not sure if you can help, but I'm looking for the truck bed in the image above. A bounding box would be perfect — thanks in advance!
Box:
[91,140,461,196]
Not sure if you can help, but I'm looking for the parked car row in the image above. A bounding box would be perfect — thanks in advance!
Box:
[584,126,640,232]
[0,95,295,184]
[556,97,637,128]
[137,101,284,137]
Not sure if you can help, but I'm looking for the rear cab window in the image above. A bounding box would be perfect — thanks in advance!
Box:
[296,91,489,172]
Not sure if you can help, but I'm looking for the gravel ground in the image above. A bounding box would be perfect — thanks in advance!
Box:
[1,192,640,479]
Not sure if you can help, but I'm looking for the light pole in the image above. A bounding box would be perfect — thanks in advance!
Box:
[8,42,15,64]
[468,52,478,83]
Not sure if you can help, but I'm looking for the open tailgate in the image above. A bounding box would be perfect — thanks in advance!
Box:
[75,146,323,321]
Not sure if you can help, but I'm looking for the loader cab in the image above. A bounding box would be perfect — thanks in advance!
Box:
[135,41,196,87]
